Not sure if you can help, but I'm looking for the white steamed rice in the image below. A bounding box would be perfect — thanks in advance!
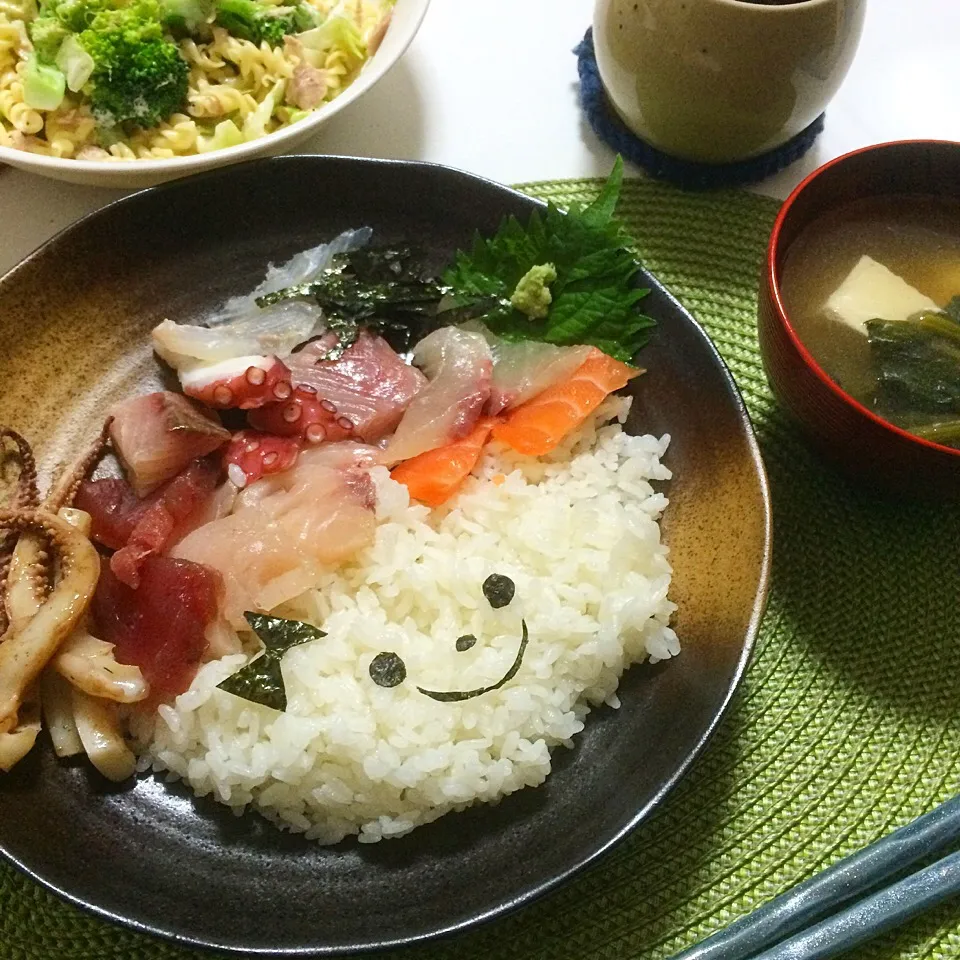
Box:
[142,398,678,843]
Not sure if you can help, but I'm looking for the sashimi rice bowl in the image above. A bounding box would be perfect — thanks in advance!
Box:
[0,160,680,844]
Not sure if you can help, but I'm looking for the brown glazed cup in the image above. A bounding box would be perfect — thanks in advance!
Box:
[592,0,866,164]
[757,139,960,499]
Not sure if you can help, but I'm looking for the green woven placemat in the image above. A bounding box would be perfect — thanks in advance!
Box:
[2,176,959,960]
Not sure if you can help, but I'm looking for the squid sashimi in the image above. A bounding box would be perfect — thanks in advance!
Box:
[284,332,427,442]
[173,443,379,625]
[462,321,594,415]
[93,556,224,702]
[108,392,229,497]
[152,303,324,370]
[493,349,641,456]
[390,417,498,507]
[381,327,492,465]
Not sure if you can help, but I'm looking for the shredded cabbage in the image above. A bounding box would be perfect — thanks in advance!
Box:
[55,34,95,92]
[197,118,244,153]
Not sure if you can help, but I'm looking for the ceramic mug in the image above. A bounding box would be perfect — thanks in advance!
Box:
[592,0,867,164]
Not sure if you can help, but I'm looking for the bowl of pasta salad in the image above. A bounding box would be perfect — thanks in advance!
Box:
[0,0,426,186]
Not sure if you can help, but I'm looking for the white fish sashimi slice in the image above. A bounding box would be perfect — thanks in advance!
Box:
[381,327,493,465]
[151,227,374,370]
[153,301,324,369]
[208,227,374,325]
[173,442,378,626]
[461,320,593,414]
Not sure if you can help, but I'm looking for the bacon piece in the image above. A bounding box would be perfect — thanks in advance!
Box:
[223,430,301,488]
[285,332,426,442]
[76,459,220,588]
[179,355,293,410]
[92,556,223,703]
[108,391,229,497]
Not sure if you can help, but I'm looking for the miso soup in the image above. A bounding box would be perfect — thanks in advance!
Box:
[780,194,960,448]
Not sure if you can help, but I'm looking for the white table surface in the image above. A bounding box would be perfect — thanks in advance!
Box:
[2,0,959,277]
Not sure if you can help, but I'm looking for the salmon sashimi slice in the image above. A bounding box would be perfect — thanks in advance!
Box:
[285,332,427,442]
[390,417,497,507]
[381,327,492,465]
[173,442,378,625]
[492,349,640,456]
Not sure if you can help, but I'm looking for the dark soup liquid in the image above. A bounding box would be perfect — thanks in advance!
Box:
[780,194,960,449]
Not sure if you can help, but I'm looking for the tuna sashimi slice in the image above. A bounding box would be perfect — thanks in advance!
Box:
[461,321,594,415]
[76,459,220,589]
[492,348,641,456]
[381,327,492,465]
[173,443,378,625]
[285,332,426,442]
[92,555,223,702]
[108,392,229,497]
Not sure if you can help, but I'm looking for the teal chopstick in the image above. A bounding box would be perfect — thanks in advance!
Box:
[750,849,960,960]
[671,794,960,960]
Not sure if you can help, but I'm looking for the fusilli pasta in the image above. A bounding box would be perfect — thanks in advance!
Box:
[0,0,392,162]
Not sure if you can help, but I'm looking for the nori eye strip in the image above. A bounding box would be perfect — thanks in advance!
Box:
[369,651,407,687]
[482,573,515,609]
[455,634,477,652]
[218,613,325,712]
[419,621,528,703]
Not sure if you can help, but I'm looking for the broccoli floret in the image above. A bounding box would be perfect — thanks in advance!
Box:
[28,14,70,61]
[214,0,298,46]
[159,0,214,37]
[79,24,188,129]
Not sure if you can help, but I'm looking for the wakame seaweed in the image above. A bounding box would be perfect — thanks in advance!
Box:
[866,298,960,446]
[218,613,324,711]
[418,621,528,703]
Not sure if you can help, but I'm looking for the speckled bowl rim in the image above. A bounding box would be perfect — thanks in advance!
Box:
[0,155,772,955]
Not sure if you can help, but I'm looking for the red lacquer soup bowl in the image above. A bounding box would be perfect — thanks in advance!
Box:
[757,139,960,498]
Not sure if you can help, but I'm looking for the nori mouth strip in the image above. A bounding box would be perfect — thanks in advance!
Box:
[418,621,528,703]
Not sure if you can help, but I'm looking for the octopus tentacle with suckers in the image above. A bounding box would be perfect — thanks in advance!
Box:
[0,426,140,777]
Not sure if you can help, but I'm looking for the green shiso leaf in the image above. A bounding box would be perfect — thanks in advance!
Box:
[217,613,325,711]
[418,620,528,703]
[441,156,655,364]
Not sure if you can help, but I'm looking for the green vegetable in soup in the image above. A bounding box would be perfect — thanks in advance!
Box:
[217,613,324,711]
[866,296,960,447]
[441,156,654,364]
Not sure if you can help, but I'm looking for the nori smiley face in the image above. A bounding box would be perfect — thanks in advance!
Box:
[367,574,527,702]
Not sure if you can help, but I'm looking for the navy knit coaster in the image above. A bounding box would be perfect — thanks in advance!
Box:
[575,28,825,191]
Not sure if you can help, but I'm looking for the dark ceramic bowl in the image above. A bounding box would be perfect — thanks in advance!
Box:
[757,139,960,498]
[0,156,770,955]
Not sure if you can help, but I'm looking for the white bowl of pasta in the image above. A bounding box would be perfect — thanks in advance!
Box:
[0,0,428,187]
